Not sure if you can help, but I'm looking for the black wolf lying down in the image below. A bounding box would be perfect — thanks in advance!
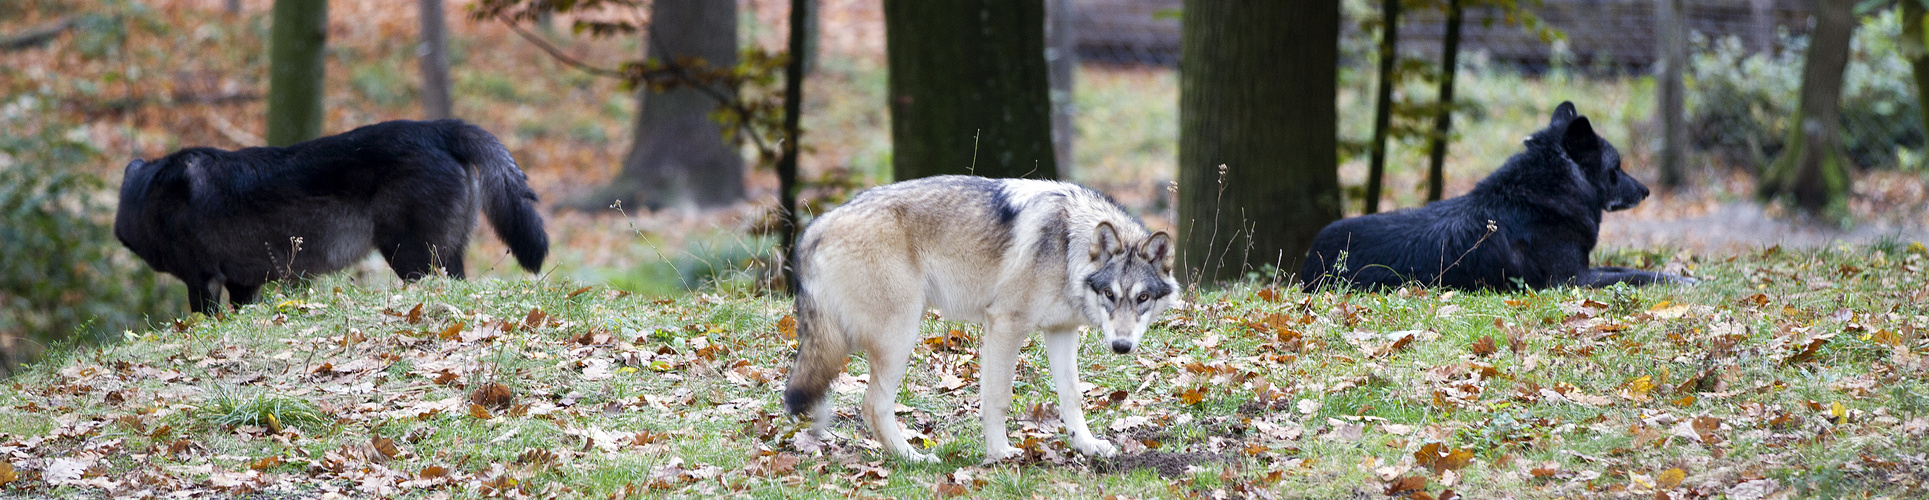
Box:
[115,120,548,314]
[1298,102,1690,291]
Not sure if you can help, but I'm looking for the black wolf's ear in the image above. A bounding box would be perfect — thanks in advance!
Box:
[1560,116,1601,168]
[1550,101,1579,125]
[1141,231,1174,273]
[1091,222,1125,262]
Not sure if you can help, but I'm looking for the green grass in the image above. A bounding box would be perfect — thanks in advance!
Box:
[1,243,1925,498]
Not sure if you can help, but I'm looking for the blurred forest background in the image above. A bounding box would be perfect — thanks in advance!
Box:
[3,0,1927,371]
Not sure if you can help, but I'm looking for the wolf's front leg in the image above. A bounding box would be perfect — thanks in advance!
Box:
[1045,330,1117,456]
[977,321,1026,462]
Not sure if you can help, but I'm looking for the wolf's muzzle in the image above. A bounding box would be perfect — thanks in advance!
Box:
[1110,339,1134,354]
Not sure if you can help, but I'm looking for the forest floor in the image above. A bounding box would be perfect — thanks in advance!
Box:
[4,2,1929,497]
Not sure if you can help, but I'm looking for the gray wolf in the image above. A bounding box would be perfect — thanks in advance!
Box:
[114,119,548,315]
[1298,102,1689,291]
[781,175,1177,462]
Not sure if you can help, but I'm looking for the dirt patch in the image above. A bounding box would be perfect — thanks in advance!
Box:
[1092,450,1237,478]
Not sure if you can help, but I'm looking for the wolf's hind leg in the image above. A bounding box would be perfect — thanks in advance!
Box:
[1045,329,1117,456]
[859,326,932,463]
[186,277,222,316]
[226,283,261,308]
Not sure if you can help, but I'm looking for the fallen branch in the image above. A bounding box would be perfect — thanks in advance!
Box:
[1,17,74,52]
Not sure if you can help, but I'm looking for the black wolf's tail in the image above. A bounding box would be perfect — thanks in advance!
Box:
[447,121,548,273]
[783,288,847,416]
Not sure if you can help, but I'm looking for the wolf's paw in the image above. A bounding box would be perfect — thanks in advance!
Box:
[1071,436,1118,457]
[896,449,937,463]
[982,444,1022,463]
[1668,274,1702,286]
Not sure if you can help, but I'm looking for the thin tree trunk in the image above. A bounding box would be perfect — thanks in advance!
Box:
[1751,0,1775,54]
[1177,0,1339,285]
[1760,0,1854,211]
[884,0,1057,181]
[1656,0,1687,188]
[418,0,453,120]
[266,0,327,147]
[778,0,809,290]
[1424,0,1462,203]
[1047,0,1078,178]
[1902,1,1929,140]
[1364,0,1399,214]
[227,0,242,14]
[579,0,744,212]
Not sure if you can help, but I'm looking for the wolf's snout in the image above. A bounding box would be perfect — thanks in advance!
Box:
[1110,339,1134,354]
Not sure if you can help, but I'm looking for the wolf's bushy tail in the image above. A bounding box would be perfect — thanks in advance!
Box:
[447,121,548,272]
[783,289,848,416]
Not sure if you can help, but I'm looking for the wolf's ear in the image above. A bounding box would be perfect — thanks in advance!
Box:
[1560,116,1601,168]
[1550,101,1579,125]
[1141,231,1174,274]
[1090,222,1125,262]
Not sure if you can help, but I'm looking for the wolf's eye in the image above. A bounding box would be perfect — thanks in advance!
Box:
[1103,290,1116,301]
[1136,292,1149,303]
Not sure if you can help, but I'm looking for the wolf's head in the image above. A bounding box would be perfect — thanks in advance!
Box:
[1081,222,1177,354]
[1549,102,1649,212]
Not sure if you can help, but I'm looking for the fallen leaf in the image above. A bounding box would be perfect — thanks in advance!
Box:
[469,403,494,420]
[1471,336,1497,357]
[1656,467,1686,489]
[776,315,797,339]
[1386,475,1427,496]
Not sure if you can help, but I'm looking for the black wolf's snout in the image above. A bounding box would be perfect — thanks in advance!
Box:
[1110,339,1134,354]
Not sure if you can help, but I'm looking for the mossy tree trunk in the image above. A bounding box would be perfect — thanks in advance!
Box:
[266,0,327,147]
[1760,0,1854,211]
[1177,0,1340,285]
[777,0,809,289]
[1902,1,1929,142]
[884,0,1057,181]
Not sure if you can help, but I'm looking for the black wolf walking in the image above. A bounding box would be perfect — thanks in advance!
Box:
[1298,102,1689,291]
[115,120,548,314]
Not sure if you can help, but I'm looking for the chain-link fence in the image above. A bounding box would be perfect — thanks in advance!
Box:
[1063,0,1923,171]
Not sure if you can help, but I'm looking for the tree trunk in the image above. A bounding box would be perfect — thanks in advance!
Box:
[1424,0,1462,203]
[883,0,1057,181]
[227,0,242,14]
[1364,0,1399,214]
[1751,0,1775,54]
[1902,1,1929,141]
[266,0,327,147]
[417,0,453,120]
[778,0,809,290]
[1177,0,1340,285]
[1760,0,1853,212]
[1655,0,1687,188]
[1047,0,1078,178]
[581,0,744,212]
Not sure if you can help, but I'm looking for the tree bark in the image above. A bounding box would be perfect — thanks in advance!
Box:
[1903,1,1929,142]
[1760,0,1853,212]
[581,0,744,212]
[1424,0,1462,203]
[778,0,809,290]
[227,0,242,15]
[1364,0,1399,214]
[1655,0,1687,188]
[1751,0,1775,54]
[1177,0,1340,285]
[418,0,453,120]
[1047,0,1078,178]
[884,0,1057,181]
[266,0,327,147]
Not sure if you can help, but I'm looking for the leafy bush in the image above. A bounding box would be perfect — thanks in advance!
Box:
[0,96,179,374]
[1687,8,1925,170]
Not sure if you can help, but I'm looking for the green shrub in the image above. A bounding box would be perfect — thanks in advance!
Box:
[0,97,179,374]
[1687,8,1924,170]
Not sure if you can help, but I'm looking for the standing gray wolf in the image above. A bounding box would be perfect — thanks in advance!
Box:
[1298,102,1689,291]
[782,176,1177,462]
[115,120,548,315]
